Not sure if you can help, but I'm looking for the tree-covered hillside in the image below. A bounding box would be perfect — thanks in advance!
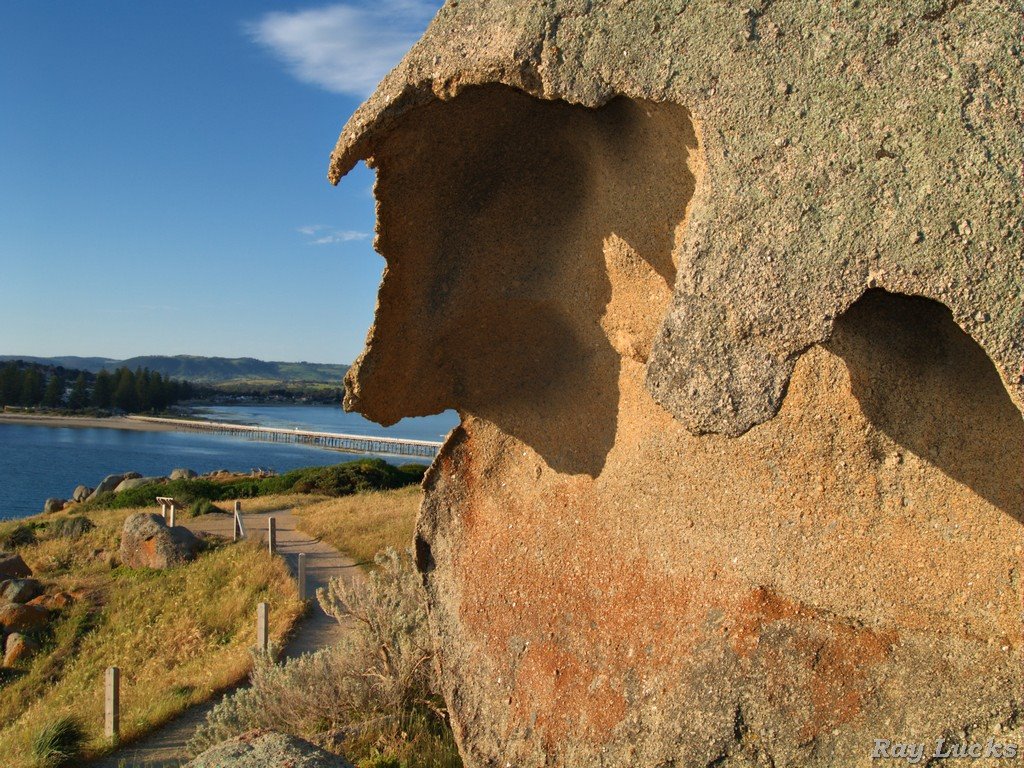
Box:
[0,355,347,385]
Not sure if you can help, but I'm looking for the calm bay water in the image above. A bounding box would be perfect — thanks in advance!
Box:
[0,406,458,521]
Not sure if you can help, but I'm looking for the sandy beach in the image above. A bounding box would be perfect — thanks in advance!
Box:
[0,412,179,432]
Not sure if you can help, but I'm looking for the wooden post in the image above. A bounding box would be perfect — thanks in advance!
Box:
[159,501,166,520]
[168,503,175,528]
[233,501,242,541]
[256,602,269,652]
[105,666,120,741]
[268,517,276,555]
[297,553,307,602]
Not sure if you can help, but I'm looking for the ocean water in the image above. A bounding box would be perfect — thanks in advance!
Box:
[0,406,459,521]
[195,404,458,443]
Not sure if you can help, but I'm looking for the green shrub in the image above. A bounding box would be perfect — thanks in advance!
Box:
[0,522,38,549]
[78,459,427,514]
[188,499,223,518]
[49,516,95,541]
[360,753,402,768]
[286,460,422,497]
[30,716,85,768]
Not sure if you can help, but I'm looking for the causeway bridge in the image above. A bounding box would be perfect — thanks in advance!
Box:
[127,415,443,459]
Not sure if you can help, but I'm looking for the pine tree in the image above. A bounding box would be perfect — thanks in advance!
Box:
[136,368,152,412]
[42,373,64,408]
[68,372,90,410]
[20,368,45,406]
[0,363,21,407]
[92,369,114,409]
[112,367,139,412]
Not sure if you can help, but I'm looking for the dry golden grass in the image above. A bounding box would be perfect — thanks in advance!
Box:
[0,505,303,767]
[226,493,328,515]
[291,486,423,566]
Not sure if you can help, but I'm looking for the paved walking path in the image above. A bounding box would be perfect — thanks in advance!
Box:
[89,507,360,768]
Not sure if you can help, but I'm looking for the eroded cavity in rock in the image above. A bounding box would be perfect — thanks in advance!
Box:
[346,85,697,476]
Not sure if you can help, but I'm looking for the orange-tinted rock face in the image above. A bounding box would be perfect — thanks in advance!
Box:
[413,283,1021,766]
[331,10,1024,761]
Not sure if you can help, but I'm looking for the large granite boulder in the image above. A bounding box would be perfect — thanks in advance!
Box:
[328,3,1024,766]
[71,484,93,502]
[87,473,130,501]
[120,513,200,569]
[185,731,352,768]
[0,552,31,580]
[169,468,197,480]
[42,498,65,514]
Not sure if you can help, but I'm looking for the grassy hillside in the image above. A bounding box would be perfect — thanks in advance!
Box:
[0,355,348,385]
[0,506,302,767]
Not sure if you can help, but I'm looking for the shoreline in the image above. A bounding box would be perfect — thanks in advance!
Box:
[0,412,179,432]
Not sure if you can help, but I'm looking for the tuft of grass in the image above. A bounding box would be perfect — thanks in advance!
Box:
[290,486,422,567]
[187,498,223,518]
[30,716,85,768]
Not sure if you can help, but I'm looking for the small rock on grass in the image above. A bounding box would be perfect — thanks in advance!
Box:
[2,632,38,667]
[0,552,31,579]
[0,602,49,632]
[0,578,43,604]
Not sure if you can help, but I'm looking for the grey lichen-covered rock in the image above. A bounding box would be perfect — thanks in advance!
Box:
[185,730,353,768]
[42,498,65,514]
[0,578,43,605]
[114,476,165,493]
[87,473,130,501]
[50,515,96,540]
[119,513,200,569]
[71,485,93,502]
[169,467,197,480]
[328,2,1024,767]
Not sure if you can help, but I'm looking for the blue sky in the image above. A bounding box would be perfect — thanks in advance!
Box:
[0,1,441,364]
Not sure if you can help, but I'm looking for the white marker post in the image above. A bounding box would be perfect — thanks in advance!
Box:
[105,666,120,741]
[256,602,269,652]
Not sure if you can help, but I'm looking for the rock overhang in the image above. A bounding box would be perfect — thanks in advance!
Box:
[330,0,1024,434]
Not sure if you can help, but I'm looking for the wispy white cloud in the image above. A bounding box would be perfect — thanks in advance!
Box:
[246,1,440,96]
[298,225,371,245]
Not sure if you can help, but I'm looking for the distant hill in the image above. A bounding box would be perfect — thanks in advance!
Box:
[0,355,348,385]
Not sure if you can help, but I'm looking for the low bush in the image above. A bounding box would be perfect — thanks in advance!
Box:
[30,716,85,768]
[189,548,460,768]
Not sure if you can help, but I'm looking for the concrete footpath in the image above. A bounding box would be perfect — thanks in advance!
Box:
[89,507,360,768]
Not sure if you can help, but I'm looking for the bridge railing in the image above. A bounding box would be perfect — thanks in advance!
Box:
[125,415,443,458]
